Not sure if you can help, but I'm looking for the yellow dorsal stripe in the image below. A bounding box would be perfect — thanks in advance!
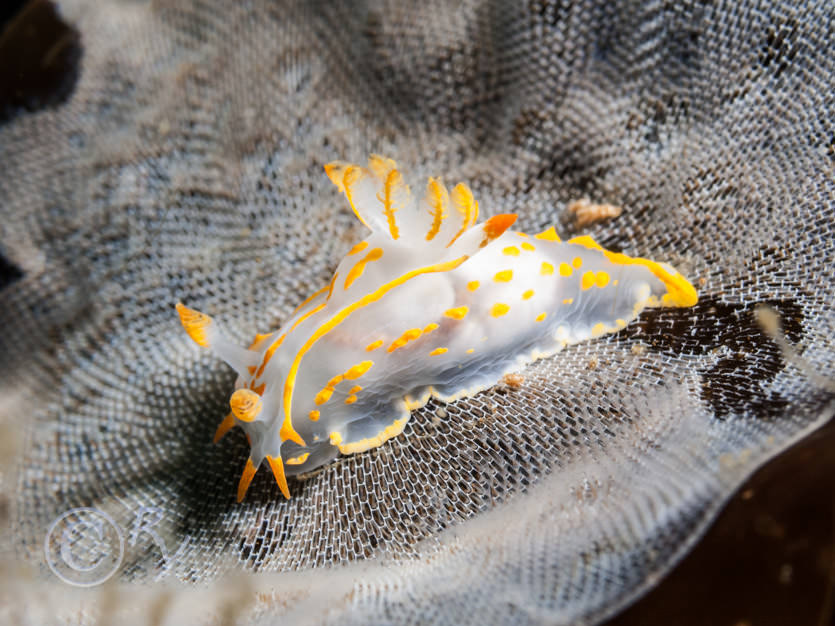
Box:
[315,360,374,406]
[366,339,384,351]
[259,301,326,373]
[292,283,330,314]
[425,177,448,241]
[257,334,286,376]
[258,300,327,376]
[260,275,341,376]
[387,328,423,353]
[345,361,373,379]
[314,381,338,406]
[281,255,470,447]
[248,332,274,350]
[569,234,697,306]
[344,248,384,290]
[601,250,698,307]
[327,271,339,299]
[348,240,369,256]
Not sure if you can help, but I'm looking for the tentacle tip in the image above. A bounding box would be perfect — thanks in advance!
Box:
[368,154,397,178]
[176,302,213,347]
[266,455,291,499]
[213,413,236,444]
[663,279,699,308]
[450,182,474,208]
[481,213,518,246]
[236,458,257,502]
[324,161,350,192]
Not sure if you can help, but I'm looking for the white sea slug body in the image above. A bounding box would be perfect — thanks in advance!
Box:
[177,155,698,501]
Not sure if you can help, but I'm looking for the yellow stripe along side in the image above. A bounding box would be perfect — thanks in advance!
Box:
[567,235,698,307]
[256,300,327,378]
[291,283,330,315]
[256,272,340,377]
[344,248,384,289]
[280,255,470,447]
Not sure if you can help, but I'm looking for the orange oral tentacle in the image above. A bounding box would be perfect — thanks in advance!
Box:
[266,455,291,499]
[213,412,236,443]
[237,458,257,502]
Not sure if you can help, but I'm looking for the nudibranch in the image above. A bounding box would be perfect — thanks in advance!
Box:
[177,155,698,501]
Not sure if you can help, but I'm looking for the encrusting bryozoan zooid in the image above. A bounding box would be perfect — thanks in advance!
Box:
[177,154,698,501]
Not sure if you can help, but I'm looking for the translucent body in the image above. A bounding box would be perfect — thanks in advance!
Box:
[177,155,698,499]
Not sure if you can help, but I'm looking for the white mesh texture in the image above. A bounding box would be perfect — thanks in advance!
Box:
[0,0,833,624]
